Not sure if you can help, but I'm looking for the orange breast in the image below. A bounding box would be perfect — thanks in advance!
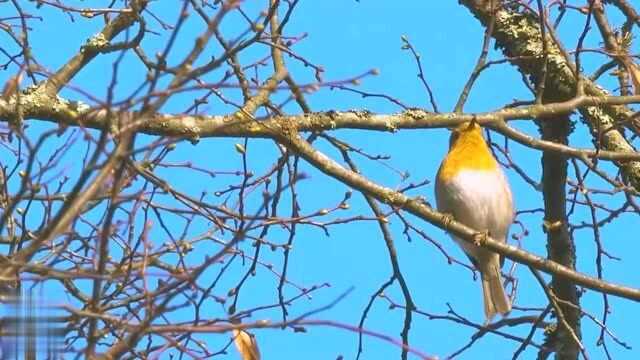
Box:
[437,127,498,182]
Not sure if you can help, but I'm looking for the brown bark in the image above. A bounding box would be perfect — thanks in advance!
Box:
[540,115,582,360]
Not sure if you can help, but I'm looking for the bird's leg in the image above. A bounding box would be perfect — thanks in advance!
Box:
[472,230,490,247]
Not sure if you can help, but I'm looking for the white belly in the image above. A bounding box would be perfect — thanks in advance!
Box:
[435,169,514,243]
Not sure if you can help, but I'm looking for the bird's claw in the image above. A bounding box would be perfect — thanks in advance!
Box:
[442,213,454,229]
[473,230,489,247]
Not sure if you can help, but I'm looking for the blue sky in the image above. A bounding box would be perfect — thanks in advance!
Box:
[1,1,639,359]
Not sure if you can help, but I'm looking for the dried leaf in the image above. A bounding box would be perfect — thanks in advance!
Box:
[233,329,261,360]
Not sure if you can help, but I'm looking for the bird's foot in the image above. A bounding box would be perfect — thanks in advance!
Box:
[441,213,454,229]
[472,230,489,247]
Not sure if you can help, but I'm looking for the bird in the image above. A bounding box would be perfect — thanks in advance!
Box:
[435,120,514,322]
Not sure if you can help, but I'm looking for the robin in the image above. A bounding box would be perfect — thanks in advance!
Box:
[435,120,514,322]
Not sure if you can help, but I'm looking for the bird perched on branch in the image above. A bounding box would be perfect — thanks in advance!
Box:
[435,120,514,322]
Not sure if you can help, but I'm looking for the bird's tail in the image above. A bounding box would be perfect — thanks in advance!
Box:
[481,263,511,323]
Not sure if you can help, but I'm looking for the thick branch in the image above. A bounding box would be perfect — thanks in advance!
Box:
[44,0,148,94]
[2,94,640,161]
[540,115,582,360]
